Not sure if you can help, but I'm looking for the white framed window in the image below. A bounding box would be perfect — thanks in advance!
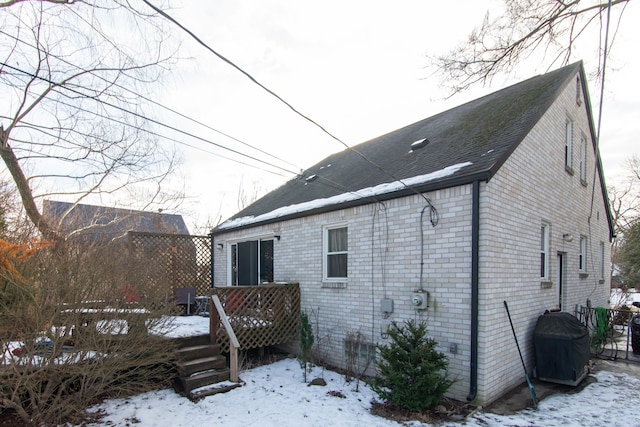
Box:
[541,223,550,280]
[579,235,587,272]
[599,241,605,281]
[565,118,573,171]
[576,75,582,106]
[324,224,348,280]
[579,135,587,183]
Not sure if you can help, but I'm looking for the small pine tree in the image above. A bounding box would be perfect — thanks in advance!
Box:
[298,310,315,382]
[369,320,454,411]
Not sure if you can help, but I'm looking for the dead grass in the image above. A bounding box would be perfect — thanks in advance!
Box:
[370,397,477,424]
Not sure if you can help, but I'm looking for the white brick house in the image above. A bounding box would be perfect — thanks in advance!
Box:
[211,62,614,405]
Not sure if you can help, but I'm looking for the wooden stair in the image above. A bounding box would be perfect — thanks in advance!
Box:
[174,334,241,401]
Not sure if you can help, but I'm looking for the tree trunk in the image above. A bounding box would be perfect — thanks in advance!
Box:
[0,126,57,240]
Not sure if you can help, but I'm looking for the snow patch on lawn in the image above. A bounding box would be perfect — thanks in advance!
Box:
[83,357,640,427]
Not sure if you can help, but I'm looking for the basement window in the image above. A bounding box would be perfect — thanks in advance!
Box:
[344,338,376,367]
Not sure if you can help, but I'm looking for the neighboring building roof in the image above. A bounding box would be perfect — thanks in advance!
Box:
[43,200,190,241]
[216,62,611,235]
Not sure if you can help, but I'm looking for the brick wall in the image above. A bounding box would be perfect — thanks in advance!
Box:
[212,70,612,405]
[214,187,474,400]
[477,72,611,403]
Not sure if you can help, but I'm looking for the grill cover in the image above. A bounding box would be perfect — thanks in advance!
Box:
[533,312,589,385]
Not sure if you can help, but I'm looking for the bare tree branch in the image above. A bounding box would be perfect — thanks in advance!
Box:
[0,0,74,7]
[0,0,181,239]
[429,0,631,96]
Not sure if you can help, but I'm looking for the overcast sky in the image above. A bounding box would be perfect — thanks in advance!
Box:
[152,0,640,231]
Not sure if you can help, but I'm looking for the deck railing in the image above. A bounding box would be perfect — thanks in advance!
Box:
[209,283,300,353]
[210,295,240,382]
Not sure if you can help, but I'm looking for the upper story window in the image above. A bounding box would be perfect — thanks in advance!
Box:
[579,235,587,273]
[576,75,582,106]
[599,241,605,282]
[541,222,550,280]
[324,225,348,280]
[579,135,587,184]
[565,117,574,173]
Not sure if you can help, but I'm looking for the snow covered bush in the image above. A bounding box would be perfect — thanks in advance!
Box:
[369,320,454,411]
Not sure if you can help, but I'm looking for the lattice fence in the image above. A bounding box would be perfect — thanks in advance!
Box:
[211,284,300,352]
[128,232,211,298]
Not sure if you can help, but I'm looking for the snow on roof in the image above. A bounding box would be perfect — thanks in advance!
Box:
[218,161,472,230]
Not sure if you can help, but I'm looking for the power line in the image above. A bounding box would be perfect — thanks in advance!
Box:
[0,60,301,177]
[5,113,291,179]
[142,0,440,213]
[1,62,367,199]
[0,29,301,172]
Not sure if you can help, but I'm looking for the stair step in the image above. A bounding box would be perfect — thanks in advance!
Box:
[173,334,211,348]
[188,383,242,402]
[177,344,221,361]
[182,369,230,393]
[177,355,227,377]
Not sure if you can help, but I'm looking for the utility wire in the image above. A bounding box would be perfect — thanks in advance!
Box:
[142,0,440,214]
[0,60,301,177]
[0,30,301,172]
[5,112,291,179]
[587,0,614,298]
[2,8,433,212]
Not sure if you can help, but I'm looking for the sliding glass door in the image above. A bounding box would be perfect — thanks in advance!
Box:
[231,239,273,285]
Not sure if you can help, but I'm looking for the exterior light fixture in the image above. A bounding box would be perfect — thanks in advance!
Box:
[216,243,224,250]
[274,235,281,241]
[562,233,574,242]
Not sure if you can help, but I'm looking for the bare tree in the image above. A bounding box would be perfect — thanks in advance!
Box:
[429,0,631,96]
[0,0,181,240]
[609,154,640,268]
[237,176,265,211]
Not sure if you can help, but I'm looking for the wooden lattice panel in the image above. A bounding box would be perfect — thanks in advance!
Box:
[128,232,211,298]
[212,284,300,352]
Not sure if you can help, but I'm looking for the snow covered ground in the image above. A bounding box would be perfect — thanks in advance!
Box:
[80,315,640,427]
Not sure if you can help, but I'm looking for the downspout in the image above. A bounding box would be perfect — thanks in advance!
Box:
[467,179,480,402]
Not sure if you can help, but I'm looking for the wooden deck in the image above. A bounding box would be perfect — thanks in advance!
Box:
[208,283,300,352]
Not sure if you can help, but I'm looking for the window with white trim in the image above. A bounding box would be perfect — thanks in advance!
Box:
[324,225,348,280]
[565,118,573,171]
[579,235,587,272]
[541,223,550,280]
[579,135,587,183]
[599,241,605,281]
[576,75,582,106]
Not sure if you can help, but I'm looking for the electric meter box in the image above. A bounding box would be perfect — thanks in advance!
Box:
[411,291,428,310]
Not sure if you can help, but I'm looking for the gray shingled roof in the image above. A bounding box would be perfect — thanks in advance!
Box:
[43,200,190,240]
[217,62,604,233]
